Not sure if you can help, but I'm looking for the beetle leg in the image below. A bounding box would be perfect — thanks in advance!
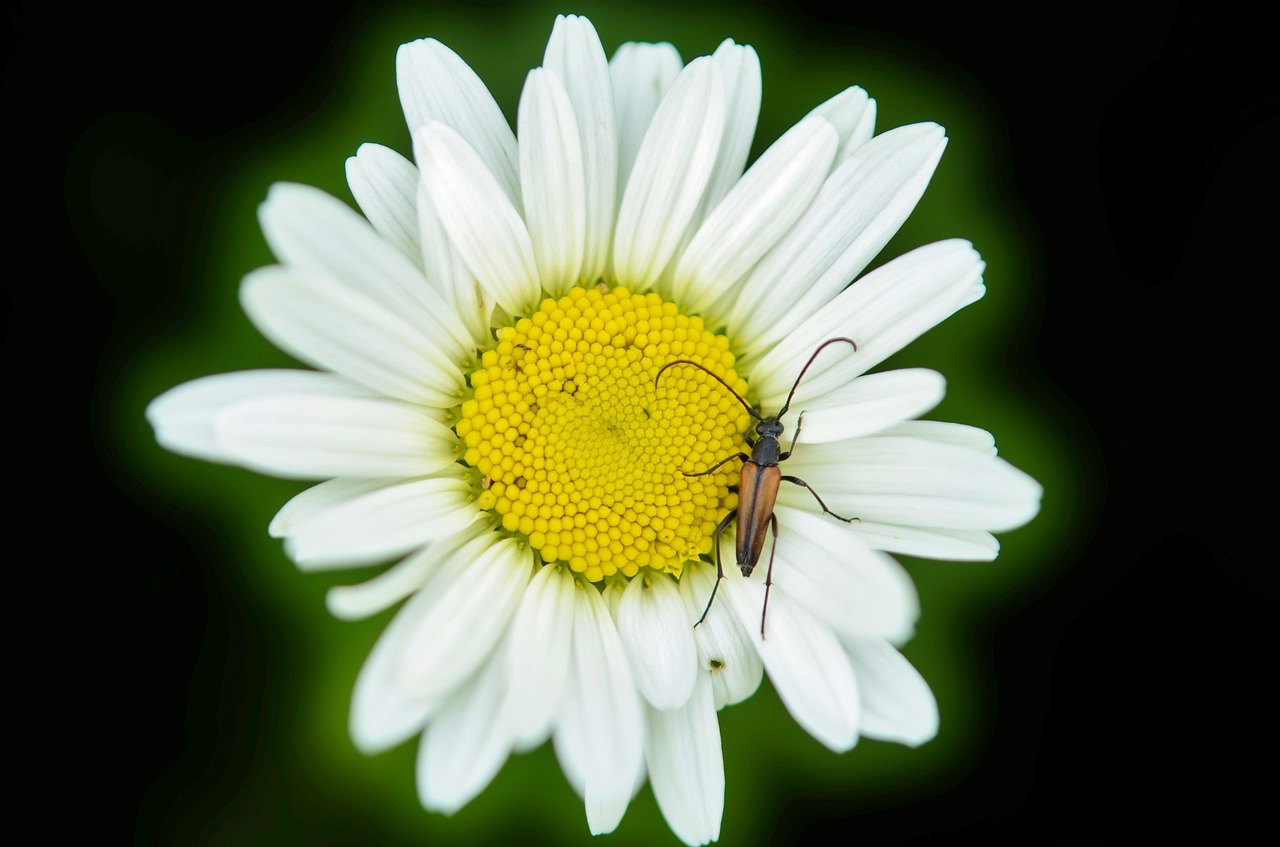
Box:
[780,474,860,523]
[760,512,780,639]
[682,452,750,477]
[778,410,806,461]
[695,509,737,628]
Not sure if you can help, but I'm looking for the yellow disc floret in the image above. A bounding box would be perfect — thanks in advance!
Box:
[455,286,751,583]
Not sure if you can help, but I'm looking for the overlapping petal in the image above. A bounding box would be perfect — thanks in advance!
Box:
[554,583,646,835]
[613,57,725,289]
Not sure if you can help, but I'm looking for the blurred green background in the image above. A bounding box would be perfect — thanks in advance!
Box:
[58,0,1257,844]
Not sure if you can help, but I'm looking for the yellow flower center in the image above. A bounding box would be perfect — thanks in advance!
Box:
[455,286,751,583]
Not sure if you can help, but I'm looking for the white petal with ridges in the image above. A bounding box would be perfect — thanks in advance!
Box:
[500,563,576,750]
[697,40,762,220]
[779,435,1044,531]
[678,563,763,709]
[672,116,838,313]
[881,419,997,452]
[553,582,645,835]
[215,394,458,480]
[752,239,985,408]
[544,14,617,282]
[609,41,683,200]
[616,571,698,711]
[852,521,1000,561]
[415,122,542,316]
[519,68,586,295]
[724,571,861,752]
[613,58,725,290]
[394,535,533,704]
[240,265,463,407]
[783,368,946,445]
[768,506,919,643]
[328,522,489,623]
[396,37,520,202]
[348,535,500,753]
[283,475,479,568]
[146,370,376,466]
[730,124,950,362]
[345,143,422,269]
[646,673,724,846]
[257,183,474,361]
[841,637,939,747]
[270,477,390,540]
[805,85,876,160]
[416,183,491,347]
[418,655,515,814]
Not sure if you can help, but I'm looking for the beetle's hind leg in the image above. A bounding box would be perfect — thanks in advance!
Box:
[694,509,737,628]
[780,474,860,524]
[759,512,780,639]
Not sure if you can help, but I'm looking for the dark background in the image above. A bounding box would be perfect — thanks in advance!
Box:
[11,0,1274,844]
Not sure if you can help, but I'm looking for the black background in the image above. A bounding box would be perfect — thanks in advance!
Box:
[11,0,1274,844]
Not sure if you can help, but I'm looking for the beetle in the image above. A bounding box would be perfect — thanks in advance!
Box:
[654,337,860,637]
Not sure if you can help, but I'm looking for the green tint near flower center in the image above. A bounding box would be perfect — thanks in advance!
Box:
[455,286,751,582]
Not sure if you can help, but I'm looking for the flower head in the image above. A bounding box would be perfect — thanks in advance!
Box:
[147,14,1041,844]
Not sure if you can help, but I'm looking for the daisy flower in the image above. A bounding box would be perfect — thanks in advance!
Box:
[147,14,1042,845]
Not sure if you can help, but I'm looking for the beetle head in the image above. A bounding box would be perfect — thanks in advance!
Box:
[756,418,784,439]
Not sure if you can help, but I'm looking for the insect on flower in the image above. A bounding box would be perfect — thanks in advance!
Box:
[655,337,860,636]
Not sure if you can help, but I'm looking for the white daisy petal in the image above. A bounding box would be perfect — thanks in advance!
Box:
[730,124,950,361]
[769,505,919,644]
[215,394,459,480]
[779,434,1045,532]
[697,40,762,219]
[396,37,520,202]
[805,85,876,160]
[609,41,683,200]
[326,518,491,621]
[395,535,533,704]
[257,183,475,361]
[785,368,947,444]
[415,122,542,316]
[852,521,1001,561]
[240,264,464,407]
[881,419,997,452]
[269,477,389,540]
[753,239,985,407]
[646,673,724,846]
[418,655,515,815]
[678,564,764,710]
[613,57,725,289]
[672,115,838,313]
[345,143,423,269]
[347,535,526,751]
[146,369,376,465]
[544,14,617,282]
[617,571,699,711]
[724,571,861,752]
[500,563,577,751]
[841,637,939,747]
[416,183,492,347]
[554,582,645,835]
[518,68,586,295]
[284,475,480,568]
[349,646,434,755]
[347,539,479,753]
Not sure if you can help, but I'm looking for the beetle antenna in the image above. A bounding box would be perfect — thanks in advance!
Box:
[655,360,760,419]
[778,337,858,417]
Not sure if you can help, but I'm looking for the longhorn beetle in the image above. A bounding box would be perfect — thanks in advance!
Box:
[655,337,860,637]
